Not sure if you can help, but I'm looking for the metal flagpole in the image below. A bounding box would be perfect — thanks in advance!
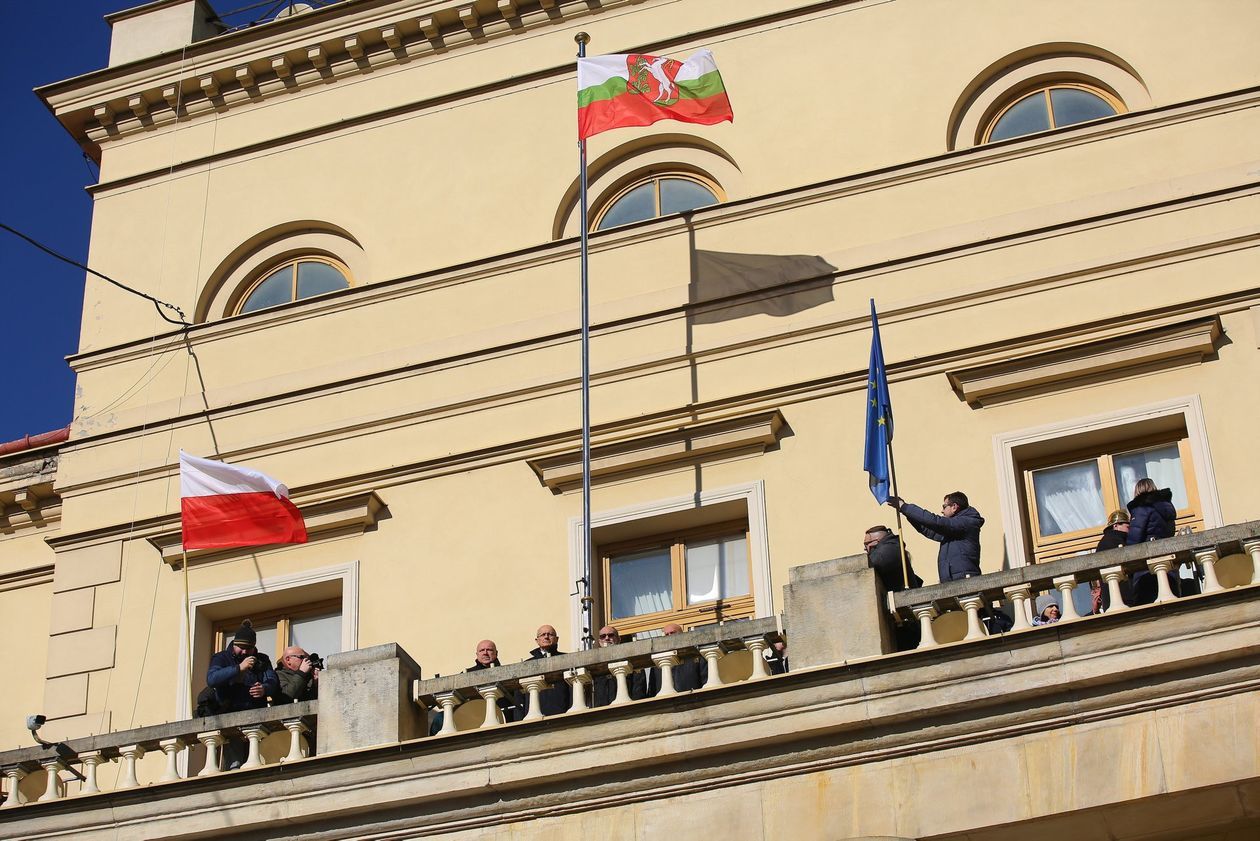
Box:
[575,31,594,650]
[183,548,195,715]
[886,441,911,592]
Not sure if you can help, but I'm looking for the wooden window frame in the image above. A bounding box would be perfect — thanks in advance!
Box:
[235,256,351,315]
[1023,431,1202,564]
[592,171,723,232]
[599,519,753,637]
[982,82,1123,144]
[211,598,342,663]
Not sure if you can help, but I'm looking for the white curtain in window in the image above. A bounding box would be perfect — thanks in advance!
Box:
[685,534,749,604]
[1114,444,1187,508]
[609,548,672,618]
[1032,461,1106,536]
[290,611,342,657]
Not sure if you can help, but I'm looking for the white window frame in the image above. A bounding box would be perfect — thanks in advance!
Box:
[566,481,772,651]
[992,396,1222,568]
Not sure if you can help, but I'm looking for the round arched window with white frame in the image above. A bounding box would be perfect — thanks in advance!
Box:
[236,256,351,315]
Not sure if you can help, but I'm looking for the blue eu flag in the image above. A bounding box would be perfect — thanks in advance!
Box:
[863,299,893,503]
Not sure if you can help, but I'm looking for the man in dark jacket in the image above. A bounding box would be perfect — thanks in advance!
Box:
[863,526,923,592]
[276,646,320,703]
[646,623,708,696]
[206,619,279,712]
[430,639,515,734]
[888,491,984,582]
[591,626,646,707]
[517,625,572,718]
[1126,484,1177,544]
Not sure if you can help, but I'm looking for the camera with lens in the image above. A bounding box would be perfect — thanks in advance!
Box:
[305,653,325,670]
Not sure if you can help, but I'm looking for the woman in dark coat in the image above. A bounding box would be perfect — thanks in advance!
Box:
[1125,477,1179,604]
[1125,477,1178,544]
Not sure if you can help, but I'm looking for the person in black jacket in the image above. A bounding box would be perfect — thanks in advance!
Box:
[430,639,516,734]
[517,625,572,717]
[205,620,279,712]
[1126,478,1178,544]
[647,623,708,695]
[591,626,646,706]
[887,491,985,582]
[1095,509,1132,610]
[863,526,923,592]
[1126,478,1181,604]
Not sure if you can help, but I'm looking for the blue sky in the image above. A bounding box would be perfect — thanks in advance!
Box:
[0,2,122,442]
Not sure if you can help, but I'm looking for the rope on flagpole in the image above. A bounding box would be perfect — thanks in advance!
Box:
[575,31,594,651]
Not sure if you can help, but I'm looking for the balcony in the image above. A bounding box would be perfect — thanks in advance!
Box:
[3,523,1260,839]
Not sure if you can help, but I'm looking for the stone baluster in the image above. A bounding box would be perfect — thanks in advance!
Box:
[79,751,103,794]
[744,637,771,679]
[37,759,65,802]
[158,737,186,782]
[699,645,724,688]
[282,719,308,762]
[1053,576,1081,621]
[1147,555,1178,603]
[434,692,460,734]
[1099,566,1129,613]
[912,604,938,649]
[518,675,549,722]
[1194,547,1225,594]
[1242,539,1260,586]
[117,745,144,789]
[608,661,634,705]
[196,731,224,776]
[565,669,591,712]
[650,652,680,697]
[477,684,506,729]
[239,725,270,770]
[957,595,988,640]
[2,766,27,808]
[1002,584,1033,631]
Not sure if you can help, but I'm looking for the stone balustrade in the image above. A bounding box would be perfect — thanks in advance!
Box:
[890,520,1260,648]
[0,701,315,808]
[415,619,785,733]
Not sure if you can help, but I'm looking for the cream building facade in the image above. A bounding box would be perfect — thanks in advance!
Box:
[2,0,1260,837]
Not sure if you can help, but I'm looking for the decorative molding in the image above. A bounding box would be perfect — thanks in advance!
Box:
[148,490,385,567]
[0,565,55,593]
[529,411,784,491]
[948,317,1221,406]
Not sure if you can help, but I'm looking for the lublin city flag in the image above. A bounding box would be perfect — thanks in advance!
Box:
[180,451,308,550]
[863,300,894,504]
[577,49,733,140]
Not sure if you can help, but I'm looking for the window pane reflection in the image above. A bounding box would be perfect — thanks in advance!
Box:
[609,547,672,618]
[660,178,718,216]
[296,262,349,300]
[989,92,1051,141]
[240,266,293,313]
[596,182,656,230]
[1031,460,1106,536]
[1114,444,1187,508]
[290,611,342,657]
[1049,87,1116,128]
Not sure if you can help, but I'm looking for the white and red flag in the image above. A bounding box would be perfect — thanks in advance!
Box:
[179,451,307,550]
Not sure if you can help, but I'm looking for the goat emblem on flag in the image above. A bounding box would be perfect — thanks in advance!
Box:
[626,55,682,106]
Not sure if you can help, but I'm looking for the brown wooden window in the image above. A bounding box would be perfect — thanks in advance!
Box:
[600,521,753,637]
[211,599,343,663]
[984,83,1121,144]
[236,256,350,315]
[1023,433,1202,564]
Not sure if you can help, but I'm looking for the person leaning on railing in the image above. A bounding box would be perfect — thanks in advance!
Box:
[429,639,517,735]
[1125,477,1181,604]
[205,620,279,769]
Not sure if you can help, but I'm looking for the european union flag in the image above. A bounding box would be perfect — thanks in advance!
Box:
[863,299,893,503]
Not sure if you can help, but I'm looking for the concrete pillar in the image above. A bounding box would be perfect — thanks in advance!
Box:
[318,643,426,755]
[1194,548,1224,594]
[282,719,308,762]
[37,759,65,802]
[79,751,103,794]
[2,767,28,808]
[957,595,988,640]
[158,738,185,782]
[608,661,633,705]
[1003,584,1033,631]
[478,685,505,729]
[519,676,548,721]
[239,726,269,770]
[1100,567,1129,613]
[1148,556,1178,603]
[699,645,724,688]
[744,637,771,679]
[912,605,938,649]
[1242,539,1260,586]
[434,692,459,734]
[117,745,143,789]
[650,652,679,696]
[1053,576,1081,621]
[196,731,223,776]
[565,669,591,712]
[783,555,894,669]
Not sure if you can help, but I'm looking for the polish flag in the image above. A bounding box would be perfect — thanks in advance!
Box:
[180,451,308,550]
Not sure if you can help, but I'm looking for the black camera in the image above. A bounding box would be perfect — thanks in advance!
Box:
[305,653,325,670]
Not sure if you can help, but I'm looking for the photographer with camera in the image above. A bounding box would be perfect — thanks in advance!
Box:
[204,619,280,769]
[277,646,321,703]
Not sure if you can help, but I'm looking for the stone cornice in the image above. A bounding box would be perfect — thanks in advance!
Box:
[37,0,855,156]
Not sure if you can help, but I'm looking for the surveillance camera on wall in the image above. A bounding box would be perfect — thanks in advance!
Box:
[26,714,46,732]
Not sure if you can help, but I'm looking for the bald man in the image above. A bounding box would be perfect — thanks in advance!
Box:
[647,621,707,696]
[430,639,515,734]
[517,624,572,718]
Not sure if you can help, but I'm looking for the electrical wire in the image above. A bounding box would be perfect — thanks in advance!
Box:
[0,221,189,327]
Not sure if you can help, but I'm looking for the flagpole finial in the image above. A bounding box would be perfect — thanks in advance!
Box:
[575,31,590,47]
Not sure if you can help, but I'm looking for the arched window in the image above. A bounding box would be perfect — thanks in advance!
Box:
[593,173,721,231]
[237,257,350,315]
[984,83,1120,143]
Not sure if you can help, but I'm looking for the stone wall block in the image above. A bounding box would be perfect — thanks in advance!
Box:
[783,554,894,670]
[45,625,116,677]
[317,643,424,755]
[48,588,95,635]
[42,674,89,720]
[51,544,121,593]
